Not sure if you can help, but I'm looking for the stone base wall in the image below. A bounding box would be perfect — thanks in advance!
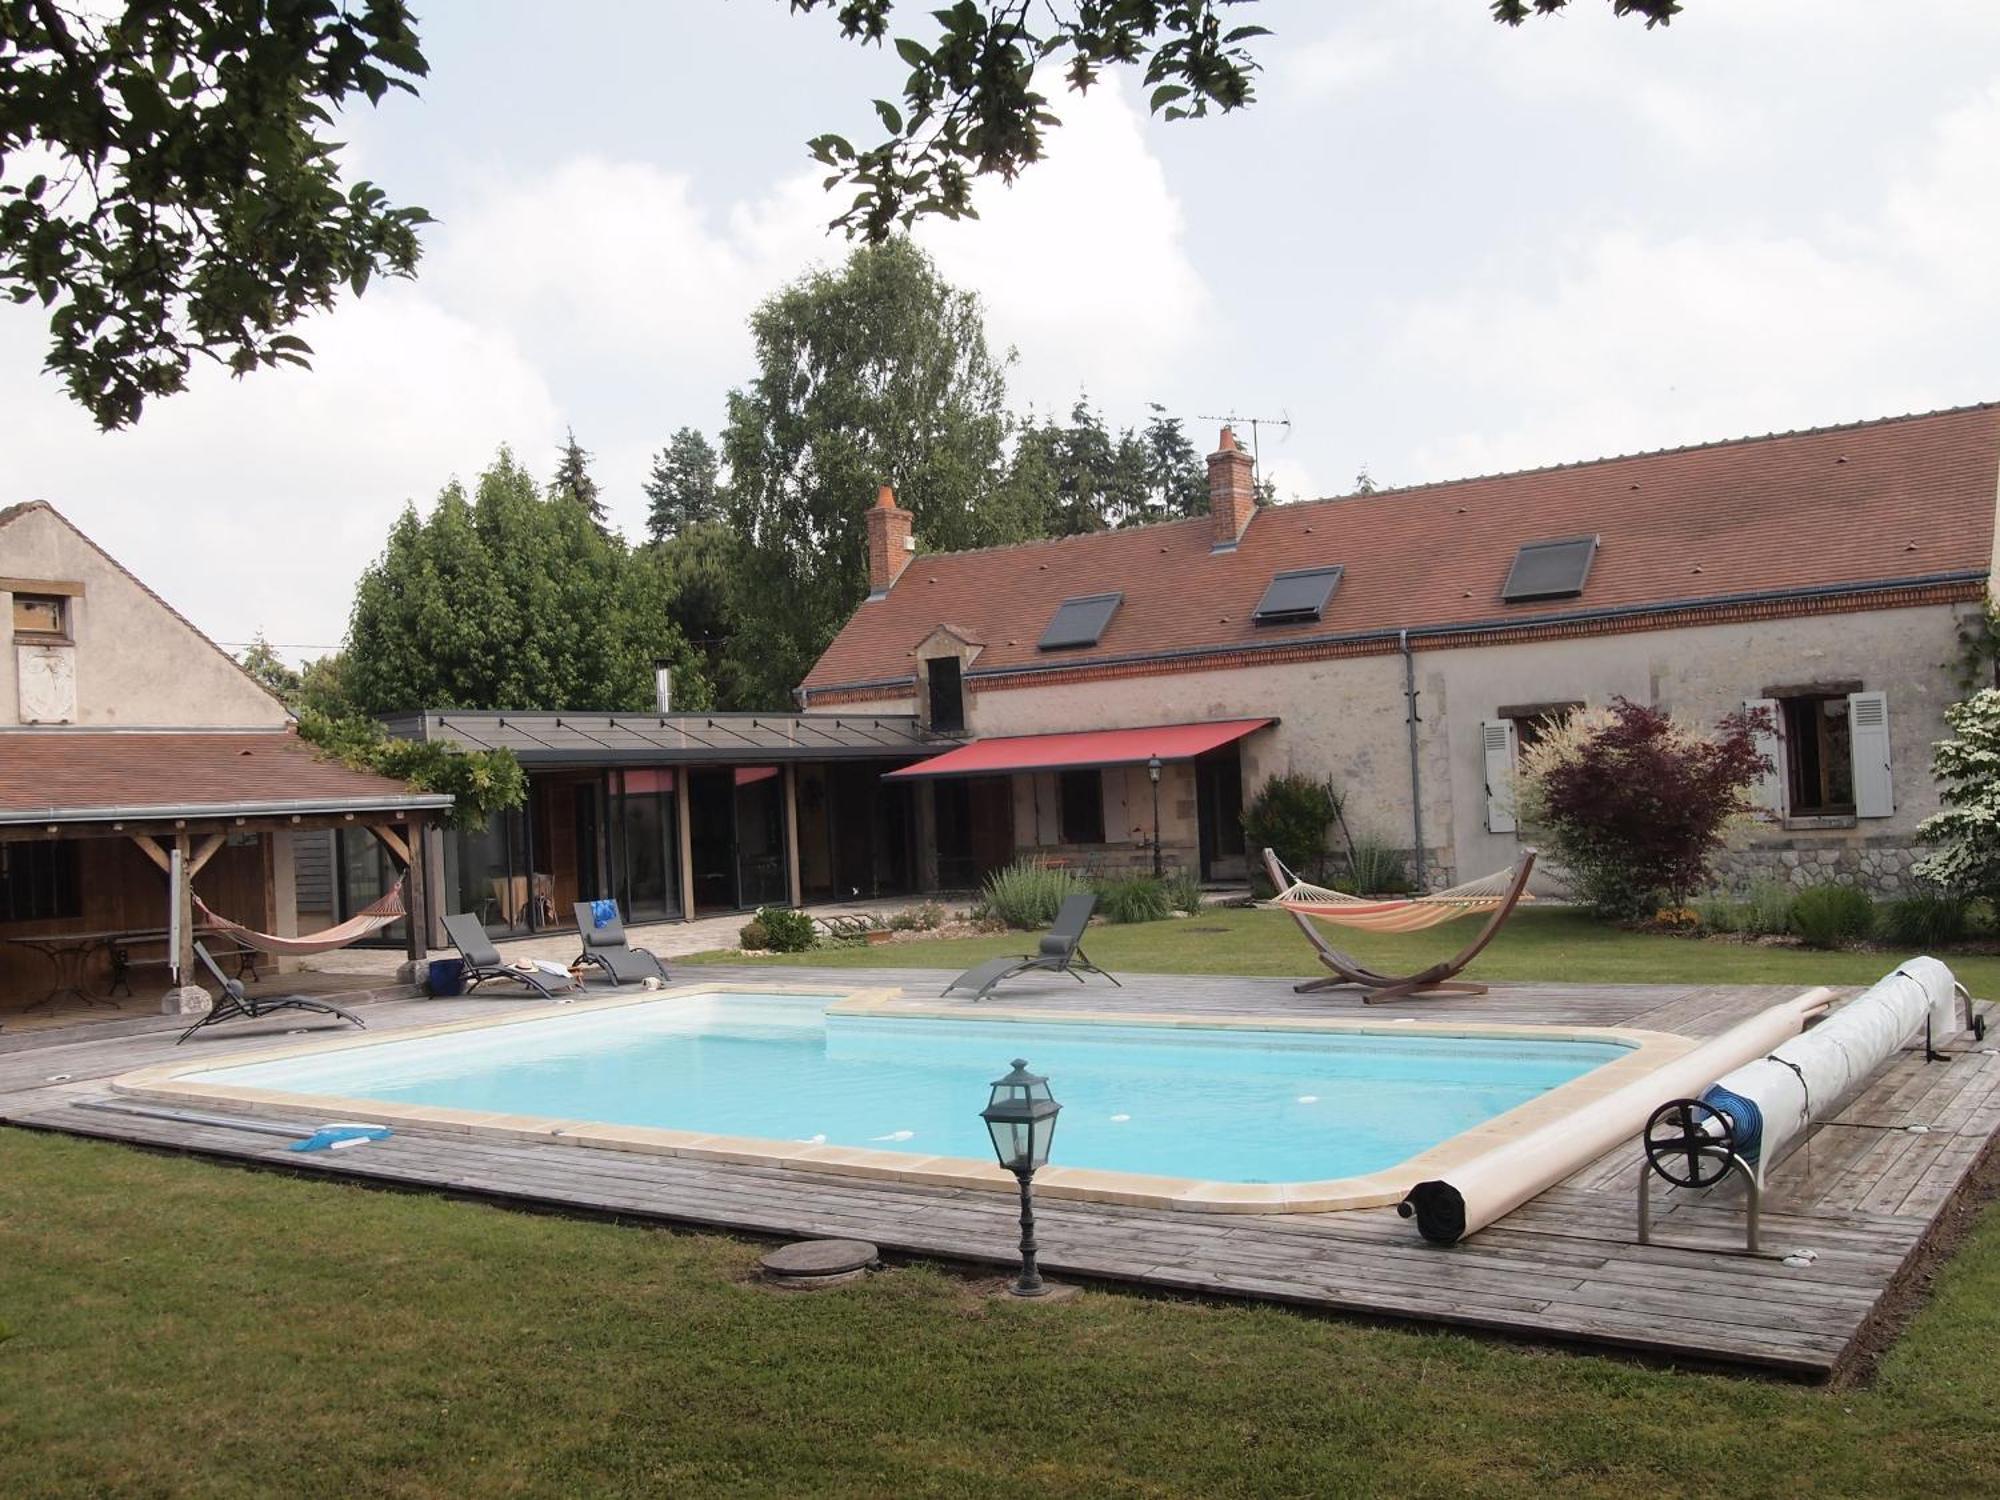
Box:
[1709,836,1925,897]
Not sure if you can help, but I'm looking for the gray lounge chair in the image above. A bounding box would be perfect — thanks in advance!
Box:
[442,912,571,1000]
[941,891,1121,1002]
[572,901,670,986]
[176,942,366,1045]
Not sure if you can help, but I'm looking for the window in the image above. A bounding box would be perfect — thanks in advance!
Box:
[0,839,81,923]
[1746,689,1894,821]
[1058,769,1105,844]
[1039,592,1122,650]
[1780,693,1856,816]
[12,593,66,638]
[1501,536,1598,603]
[1251,566,1343,625]
[927,656,965,733]
[1499,701,1583,753]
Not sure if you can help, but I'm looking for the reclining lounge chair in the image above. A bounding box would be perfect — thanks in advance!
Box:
[442,912,573,1000]
[572,901,671,986]
[177,941,367,1045]
[941,891,1121,1002]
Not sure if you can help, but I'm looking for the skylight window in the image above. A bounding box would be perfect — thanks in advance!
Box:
[1251,566,1343,626]
[1038,592,1123,650]
[1501,536,1598,603]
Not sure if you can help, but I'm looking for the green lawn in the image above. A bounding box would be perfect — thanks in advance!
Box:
[2,1128,1997,1498]
[689,904,2000,995]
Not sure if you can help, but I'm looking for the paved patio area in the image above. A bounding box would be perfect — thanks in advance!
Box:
[3,966,1995,1379]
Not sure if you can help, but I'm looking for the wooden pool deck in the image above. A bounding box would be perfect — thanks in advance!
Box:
[3,967,1995,1380]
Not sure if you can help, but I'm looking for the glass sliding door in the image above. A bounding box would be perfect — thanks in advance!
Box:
[735,767,787,908]
[442,806,536,935]
[610,768,680,923]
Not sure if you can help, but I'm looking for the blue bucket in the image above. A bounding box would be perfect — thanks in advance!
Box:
[426,958,466,997]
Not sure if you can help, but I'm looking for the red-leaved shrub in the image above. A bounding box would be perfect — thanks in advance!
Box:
[1520,698,1772,917]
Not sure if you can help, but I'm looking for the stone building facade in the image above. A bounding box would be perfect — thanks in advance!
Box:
[801,406,2000,899]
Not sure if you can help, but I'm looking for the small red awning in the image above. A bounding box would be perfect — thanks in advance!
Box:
[884,718,1275,780]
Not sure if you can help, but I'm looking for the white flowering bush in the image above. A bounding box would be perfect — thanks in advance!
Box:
[1915,690,2000,899]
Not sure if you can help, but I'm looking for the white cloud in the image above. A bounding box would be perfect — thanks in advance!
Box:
[918,77,1212,413]
[1386,82,2000,480]
[0,289,559,660]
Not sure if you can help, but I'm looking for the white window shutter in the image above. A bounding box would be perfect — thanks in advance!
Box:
[1744,698,1785,820]
[1482,720,1519,834]
[1849,692,1894,818]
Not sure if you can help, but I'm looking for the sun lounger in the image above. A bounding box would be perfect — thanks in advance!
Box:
[442,912,572,1000]
[572,901,670,986]
[176,942,367,1044]
[941,891,1121,1002]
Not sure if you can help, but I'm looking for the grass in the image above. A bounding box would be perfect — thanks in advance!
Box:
[2,1127,1999,1498]
[687,904,2000,995]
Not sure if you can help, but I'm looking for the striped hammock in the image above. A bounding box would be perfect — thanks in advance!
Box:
[194,882,406,956]
[1271,863,1532,934]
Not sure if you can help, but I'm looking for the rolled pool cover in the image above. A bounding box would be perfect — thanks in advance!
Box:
[1399,988,1834,1245]
[1698,957,1958,1178]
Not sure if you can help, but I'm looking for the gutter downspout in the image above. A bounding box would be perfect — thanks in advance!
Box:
[1400,629,1426,890]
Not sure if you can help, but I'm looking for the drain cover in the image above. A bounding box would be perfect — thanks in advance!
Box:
[760,1238,878,1288]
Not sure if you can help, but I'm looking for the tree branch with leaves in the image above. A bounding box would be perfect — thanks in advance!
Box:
[0,0,432,428]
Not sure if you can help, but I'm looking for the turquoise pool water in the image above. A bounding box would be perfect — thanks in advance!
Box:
[190,992,1630,1183]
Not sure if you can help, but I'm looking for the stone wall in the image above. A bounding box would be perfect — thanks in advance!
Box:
[1708,836,1925,896]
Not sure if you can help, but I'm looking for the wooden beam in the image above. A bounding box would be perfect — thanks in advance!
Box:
[676,770,696,922]
[128,834,171,874]
[403,817,429,964]
[783,764,803,909]
[187,832,226,877]
[172,833,195,987]
[369,823,412,870]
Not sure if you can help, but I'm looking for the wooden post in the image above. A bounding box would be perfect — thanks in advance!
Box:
[783,764,803,909]
[675,770,697,922]
[403,815,429,964]
[172,832,195,988]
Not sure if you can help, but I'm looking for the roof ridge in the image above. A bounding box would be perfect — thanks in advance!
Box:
[1304,399,2000,508]
[910,512,1212,566]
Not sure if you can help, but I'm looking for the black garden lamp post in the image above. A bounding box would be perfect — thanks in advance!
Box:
[1147,755,1164,878]
[981,1058,1063,1297]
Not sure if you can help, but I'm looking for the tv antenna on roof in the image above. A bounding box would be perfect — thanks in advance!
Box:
[1197,411,1292,493]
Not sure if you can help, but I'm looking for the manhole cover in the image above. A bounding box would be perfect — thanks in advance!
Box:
[760,1238,878,1289]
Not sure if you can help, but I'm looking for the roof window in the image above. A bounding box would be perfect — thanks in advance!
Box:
[1501,536,1598,603]
[1038,592,1123,651]
[1251,566,1342,625]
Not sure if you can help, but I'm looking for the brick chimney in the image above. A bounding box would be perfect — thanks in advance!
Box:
[1208,427,1257,551]
[865,483,914,595]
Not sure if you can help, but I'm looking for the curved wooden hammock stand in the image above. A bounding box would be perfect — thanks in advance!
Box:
[1262,846,1537,1004]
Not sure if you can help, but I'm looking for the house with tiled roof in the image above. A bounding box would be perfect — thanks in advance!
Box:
[0,502,449,1018]
[800,405,2000,895]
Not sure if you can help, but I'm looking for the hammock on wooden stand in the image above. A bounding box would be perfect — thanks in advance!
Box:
[1263,847,1536,1004]
[193,880,407,956]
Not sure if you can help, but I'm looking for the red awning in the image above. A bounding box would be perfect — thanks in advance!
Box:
[884,718,1275,780]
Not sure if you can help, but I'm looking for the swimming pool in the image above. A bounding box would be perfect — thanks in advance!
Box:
[137,987,1676,1209]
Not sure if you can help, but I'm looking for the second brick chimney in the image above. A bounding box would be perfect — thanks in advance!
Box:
[1208,427,1257,551]
[865,483,914,595]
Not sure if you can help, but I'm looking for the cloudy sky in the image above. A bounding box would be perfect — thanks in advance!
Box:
[6,0,2000,662]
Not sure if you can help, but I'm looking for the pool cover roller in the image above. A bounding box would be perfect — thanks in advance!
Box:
[1400,988,1834,1245]
[1696,957,1958,1179]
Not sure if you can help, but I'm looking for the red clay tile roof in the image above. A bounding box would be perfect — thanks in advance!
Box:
[802,405,2000,696]
[0,731,452,824]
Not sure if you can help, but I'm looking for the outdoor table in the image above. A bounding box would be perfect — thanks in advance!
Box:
[1,925,253,1010]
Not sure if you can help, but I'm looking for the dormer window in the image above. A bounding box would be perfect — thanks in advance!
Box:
[1501,536,1598,603]
[1038,592,1122,651]
[1251,566,1342,626]
[927,657,965,734]
[12,593,68,639]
